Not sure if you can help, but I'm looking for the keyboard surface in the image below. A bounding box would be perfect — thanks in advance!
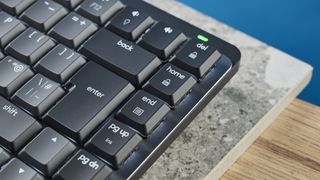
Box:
[0,0,241,179]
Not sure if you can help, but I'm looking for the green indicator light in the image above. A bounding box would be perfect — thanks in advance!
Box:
[197,34,209,42]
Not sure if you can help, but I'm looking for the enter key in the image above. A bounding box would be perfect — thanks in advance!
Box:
[44,62,135,143]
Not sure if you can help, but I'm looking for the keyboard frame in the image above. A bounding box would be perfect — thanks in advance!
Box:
[107,0,241,179]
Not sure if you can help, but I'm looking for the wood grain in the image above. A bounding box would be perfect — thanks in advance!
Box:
[221,99,320,180]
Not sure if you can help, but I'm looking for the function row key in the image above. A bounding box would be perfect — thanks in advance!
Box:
[76,0,124,25]
[0,11,26,48]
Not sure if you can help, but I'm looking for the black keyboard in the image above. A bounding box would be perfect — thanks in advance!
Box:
[0,0,241,179]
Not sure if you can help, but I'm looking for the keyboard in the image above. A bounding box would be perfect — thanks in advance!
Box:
[0,0,241,179]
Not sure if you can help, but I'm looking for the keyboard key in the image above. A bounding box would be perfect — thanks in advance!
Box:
[5,27,55,65]
[35,44,86,83]
[0,0,35,15]
[144,64,196,106]
[0,56,34,97]
[19,127,76,176]
[0,51,4,59]
[0,147,10,166]
[76,0,124,25]
[49,12,98,48]
[20,0,68,31]
[173,39,222,78]
[45,62,134,142]
[80,29,161,86]
[0,96,42,152]
[117,90,170,136]
[0,158,44,180]
[53,0,82,9]
[53,150,112,180]
[139,22,187,59]
[85,118,142,168]
[108,6,154,40]
[12,74,64,117]
[0,12,26,47]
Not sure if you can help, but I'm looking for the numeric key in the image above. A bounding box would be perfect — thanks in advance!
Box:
[49,12,98,48]
[139,22,187,59]
[19,127,76,176]
[12,74,64,117]
[85,118,142,168]
[21,0,68,31]
[76,0,124,25]
[0,56,34,97]
[0,158,44,180]
[5,27,55,65]
[0,12,26,47]
[53,0,82,9]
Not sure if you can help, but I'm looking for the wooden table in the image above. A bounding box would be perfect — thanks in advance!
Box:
[221,99,320,180]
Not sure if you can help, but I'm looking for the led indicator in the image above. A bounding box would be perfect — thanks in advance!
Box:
[197,34,209,42]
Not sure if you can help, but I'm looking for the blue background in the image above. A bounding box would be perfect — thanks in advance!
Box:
[179,0,320,105]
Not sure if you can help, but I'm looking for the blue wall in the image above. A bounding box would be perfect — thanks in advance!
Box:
[179,0,320,105]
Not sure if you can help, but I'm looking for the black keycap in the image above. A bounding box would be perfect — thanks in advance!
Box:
[0,12,26,47]
[80,29,161,86]
[85,118,142,168]
[0,51,4,59]
[49,12,98,48]
[76,0,124,25]
[35,44,86,83]
[108,6,154,40]
[0,56,34,97]
[144,64,196,106]
[45,62,134,143]
[53,150,112,180]
[173,39,222,78]
[0,0,35,15]
[117,90,170,136]
[5,27,55,65]
[0,147,10,166]
[0,158,44,180]
[20,0,68,31]
[19,127,76,176]
[0,96,42,152]
[139,22,187,59]
[54,0,82,9]
[12,74,64,117]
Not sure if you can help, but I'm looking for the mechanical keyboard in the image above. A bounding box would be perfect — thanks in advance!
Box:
[0,0,241,179]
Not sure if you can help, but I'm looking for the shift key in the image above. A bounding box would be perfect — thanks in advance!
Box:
[44,62,135,143]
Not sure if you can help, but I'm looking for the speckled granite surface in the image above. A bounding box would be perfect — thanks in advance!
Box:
[140,0,313,180]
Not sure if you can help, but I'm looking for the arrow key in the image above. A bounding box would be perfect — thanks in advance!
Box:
[0,158,44,180]
[19,127,76,176]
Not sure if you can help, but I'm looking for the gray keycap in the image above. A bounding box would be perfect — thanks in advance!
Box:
[0,147,10,166]
[0,56,34,97]
[5,27,56,65]
[0,0,36,15]
[35,44,86,83]
[12,74,64,117]
[0,158,44,180]
[0,11,26,47]
[49,12,97,48]
[53,0,82,9]
[0,51,4,60]
[76,0,124,25]
[21,0,68,31]
[19,127,76,176]
[0,96,42,152]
